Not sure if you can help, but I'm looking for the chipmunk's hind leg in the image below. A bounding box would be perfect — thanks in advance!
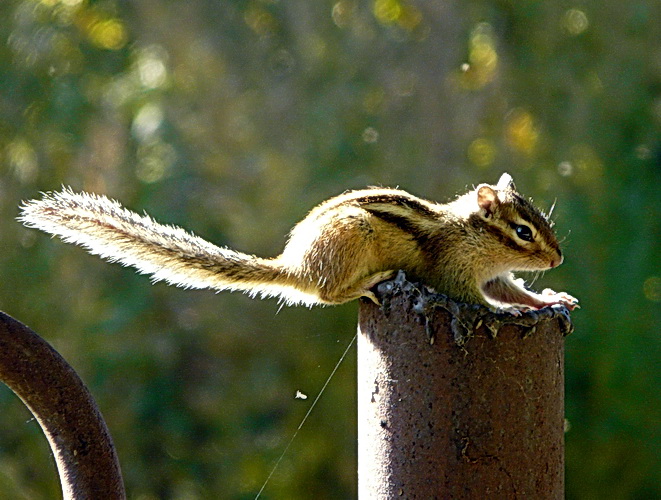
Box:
[319,270,396,305]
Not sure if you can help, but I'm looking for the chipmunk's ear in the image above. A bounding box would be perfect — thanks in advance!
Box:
[477,184,499,218]
[496,172,515,191]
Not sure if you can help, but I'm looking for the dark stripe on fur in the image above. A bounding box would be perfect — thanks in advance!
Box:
[352,194,439,220]
[510,194,561,253]
[364,207,430,246]
[468,214,521,252]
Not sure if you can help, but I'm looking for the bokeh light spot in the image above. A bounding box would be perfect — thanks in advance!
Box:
[458,23,499,89]
[373,0,402,24]
[570,143,604,182]
[40,0,83,6]
[643,277,661,302]
[557,161,574,177]
[634,144,651,161]
[506,108,539,155]
[563,8,589,35]
[87,18,128,50]
[7,139,39,183]
[331,1,353,28]
[362,127,379,144]
[244,7,278,36]
[372,0,422,31]
[397,4,422,31]
[132,103,164,141]
[467,138,496,168]
[136,141,176,184]
[137,45,168,89]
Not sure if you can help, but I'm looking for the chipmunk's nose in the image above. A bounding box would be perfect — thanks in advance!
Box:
[550,252,563,268]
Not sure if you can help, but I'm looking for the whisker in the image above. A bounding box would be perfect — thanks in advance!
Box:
[557,229,572,246]
[529,270,542,286]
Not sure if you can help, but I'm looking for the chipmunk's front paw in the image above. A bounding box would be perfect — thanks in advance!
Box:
[542,289,580,310]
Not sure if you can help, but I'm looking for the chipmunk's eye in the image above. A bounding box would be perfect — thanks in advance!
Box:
[513,224,534,242]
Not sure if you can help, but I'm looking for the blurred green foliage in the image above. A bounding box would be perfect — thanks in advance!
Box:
[0,0,659,498]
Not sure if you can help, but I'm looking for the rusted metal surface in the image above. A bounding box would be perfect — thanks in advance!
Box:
[0,312,125,500]
[358,279,569,499]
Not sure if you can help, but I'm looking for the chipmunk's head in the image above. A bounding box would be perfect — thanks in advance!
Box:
[473,173,563,272]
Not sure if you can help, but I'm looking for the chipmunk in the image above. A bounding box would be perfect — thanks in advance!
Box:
[18,173,578,312]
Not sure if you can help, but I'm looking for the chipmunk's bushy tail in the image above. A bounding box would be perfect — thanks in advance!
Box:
[19,189,317,305]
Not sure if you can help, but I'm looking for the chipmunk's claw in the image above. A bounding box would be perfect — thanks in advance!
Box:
[542,289,579,311]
